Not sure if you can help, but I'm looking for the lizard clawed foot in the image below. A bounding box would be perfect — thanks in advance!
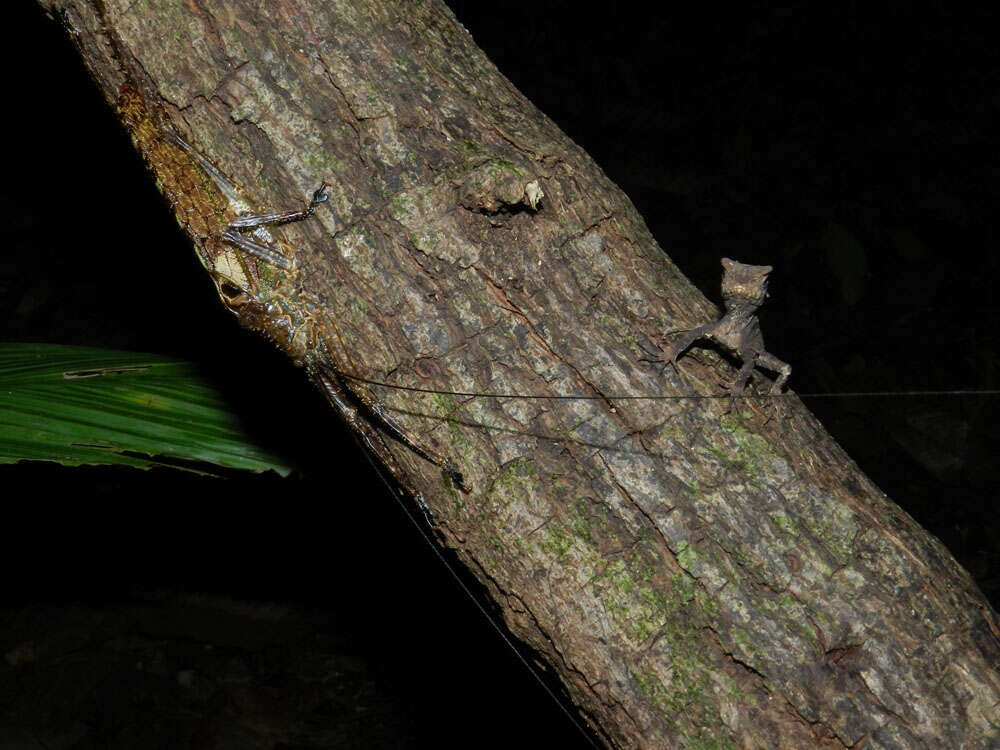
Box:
[637,337,679,374]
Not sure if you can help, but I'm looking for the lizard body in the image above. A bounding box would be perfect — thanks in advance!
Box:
[657,258,791,400]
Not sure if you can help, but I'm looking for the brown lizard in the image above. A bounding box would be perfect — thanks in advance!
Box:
[655,258,791,406]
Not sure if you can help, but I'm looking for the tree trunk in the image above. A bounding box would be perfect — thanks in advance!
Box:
[43,0,1000,746]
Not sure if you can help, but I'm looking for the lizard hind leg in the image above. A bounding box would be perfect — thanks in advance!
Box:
[755,351,793,421]
[756,352,792,395]
[726,355,758,414]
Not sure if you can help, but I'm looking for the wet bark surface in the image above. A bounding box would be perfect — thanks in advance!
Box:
[23,0,1000,746]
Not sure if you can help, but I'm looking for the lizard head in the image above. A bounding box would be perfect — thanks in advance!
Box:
[720,258,772,306]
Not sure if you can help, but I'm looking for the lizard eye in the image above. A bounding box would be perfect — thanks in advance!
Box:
[217,280,249,305]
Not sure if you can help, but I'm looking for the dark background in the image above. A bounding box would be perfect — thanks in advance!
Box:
[3,2,997,747]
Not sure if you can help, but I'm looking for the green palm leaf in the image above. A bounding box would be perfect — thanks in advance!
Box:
[0,343,293,475]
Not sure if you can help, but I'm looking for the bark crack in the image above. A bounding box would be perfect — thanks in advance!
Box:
[597,453,680,575]
[473,264,626,425]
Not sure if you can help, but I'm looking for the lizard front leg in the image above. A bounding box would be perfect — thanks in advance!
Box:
[656,322,718,370]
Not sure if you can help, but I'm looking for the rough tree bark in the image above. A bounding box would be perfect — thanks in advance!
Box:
[43,0,1000,746]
